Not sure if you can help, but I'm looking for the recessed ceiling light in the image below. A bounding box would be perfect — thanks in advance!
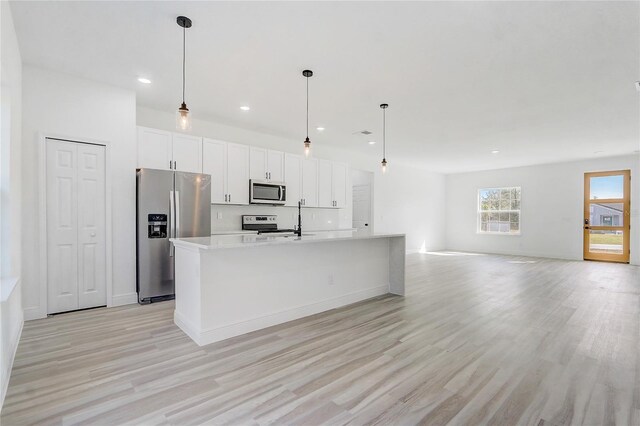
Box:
[137,77,151,84]
[491,150,500,154]
[316,127,325,131]
[368,141,376,145]
[240,106,250,111]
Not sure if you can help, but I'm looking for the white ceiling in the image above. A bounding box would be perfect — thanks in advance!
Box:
[9,1,640,173]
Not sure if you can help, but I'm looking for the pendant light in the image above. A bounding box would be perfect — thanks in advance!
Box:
[380,103,389,174]
[176,16,192,131]
[302,70,313,157]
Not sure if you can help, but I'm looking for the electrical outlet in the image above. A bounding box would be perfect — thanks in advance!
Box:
[217,212,222,219]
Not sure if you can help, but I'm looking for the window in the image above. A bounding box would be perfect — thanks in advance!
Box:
[478,187,521,234]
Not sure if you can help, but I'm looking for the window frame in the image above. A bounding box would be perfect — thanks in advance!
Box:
[477,186,522,236]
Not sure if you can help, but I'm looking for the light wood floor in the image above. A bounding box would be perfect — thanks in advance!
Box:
[2,253,639,425]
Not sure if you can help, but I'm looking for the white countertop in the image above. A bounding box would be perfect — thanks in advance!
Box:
[172,230,404,250]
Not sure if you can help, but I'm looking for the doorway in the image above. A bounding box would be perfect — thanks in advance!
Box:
[583,170,630,263]
[352,170,374,232]
[46,138,107,313]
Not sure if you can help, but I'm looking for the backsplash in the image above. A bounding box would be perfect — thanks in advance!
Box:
[211,204,345,233]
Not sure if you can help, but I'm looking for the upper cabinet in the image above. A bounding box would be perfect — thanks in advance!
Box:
[301,158,318,207]
[284,153,302,207]
[202,138,249,205]
[137,127,172,170]
[317,160,348,208]
[250,147,284,182]
[138,126,348,208]
[137,126,202,173]
[172,133,202,173]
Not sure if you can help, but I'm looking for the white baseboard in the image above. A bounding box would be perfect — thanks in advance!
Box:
[174,285,389,346]
[1,317,23,413]
[23,306,45,321]
[110,292,138,307]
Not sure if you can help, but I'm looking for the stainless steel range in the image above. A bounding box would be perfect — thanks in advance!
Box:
[242,215,297,236]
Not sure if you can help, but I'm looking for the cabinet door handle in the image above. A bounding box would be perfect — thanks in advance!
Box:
[225,194,227,202]
[229,194,231,203]
[269,172,271,180]
[169,160,173,170]
[174,161,177,170]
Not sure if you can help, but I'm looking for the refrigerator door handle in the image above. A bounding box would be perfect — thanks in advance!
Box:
[169,190,175,257]
[175,191,181,239]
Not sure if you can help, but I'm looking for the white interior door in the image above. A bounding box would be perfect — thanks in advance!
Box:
[77,143,107,309]
[47,139,106,314]
[47,140,79,313]
[353,184,372,231]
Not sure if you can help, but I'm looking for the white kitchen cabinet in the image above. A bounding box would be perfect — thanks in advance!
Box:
[301,158,318,207]
[202,139,227,204]
[226,143,250,205]
[250,147,284,182]
[137,126,202,173]
[172,133,202,173]
[317,160,333,208]
[267,150,284,182]
[332,162,348,208]
[137,127,172,170]
[316,161,348,208]
[284,153,302,207]
[203,139,250,205]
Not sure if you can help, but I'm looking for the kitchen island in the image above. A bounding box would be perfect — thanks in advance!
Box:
[170,231,405,346]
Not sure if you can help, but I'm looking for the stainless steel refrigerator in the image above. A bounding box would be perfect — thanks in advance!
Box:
[136,168,211,304]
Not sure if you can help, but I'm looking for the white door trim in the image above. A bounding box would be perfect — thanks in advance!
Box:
[35,133,113,320]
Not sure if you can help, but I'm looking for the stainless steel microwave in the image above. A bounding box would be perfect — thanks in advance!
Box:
[249,180,286,205]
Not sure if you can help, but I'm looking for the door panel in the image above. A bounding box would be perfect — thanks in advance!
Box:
[584,170,630,263]
[302,158,318,207]
[249,147,267,180]
[284,153,302,207]
[332,163,347,208]
[202,139,227,204]
[77,143,106,309]
[137,127,172,170]
[226,143,250,205]
[172,133,202,173]
[267,150,285,182]
[175,172,211,238]
[317,160,333,208]
[47,140,79,313]
[353,184,371,231]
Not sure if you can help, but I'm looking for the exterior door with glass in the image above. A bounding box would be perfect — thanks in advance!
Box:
[583,170,630,263]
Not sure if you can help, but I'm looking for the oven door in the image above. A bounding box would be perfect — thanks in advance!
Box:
[250,180,286,205]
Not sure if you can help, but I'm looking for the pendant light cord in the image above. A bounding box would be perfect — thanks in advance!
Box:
[306,76,309,138]
[383,107,386,159]
[182,26,186,104]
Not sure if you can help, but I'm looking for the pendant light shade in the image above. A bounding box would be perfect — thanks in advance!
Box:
[302,70,313,157]
[380,103,389,174]
[176,16,192,131]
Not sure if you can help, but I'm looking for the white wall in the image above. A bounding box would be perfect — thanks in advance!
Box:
[21,66,138,319]
[0,1,24,411]
[445,155,640,265]
[137,106,447,252]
